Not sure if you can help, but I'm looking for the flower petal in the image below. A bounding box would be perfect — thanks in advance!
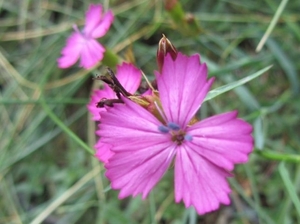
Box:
[87,85,115,121]
[97,97,169,147]
[156,53,214,128]
[116,63,142,93]
[57,32,83,68]
[94,140,114,163]
[89,10,114,39]
[187,111,254,170]
[83,4,103,37]
[106,141,175,199]
[79,39,105,69]
[98,97,176,198]
[175,144,231,215]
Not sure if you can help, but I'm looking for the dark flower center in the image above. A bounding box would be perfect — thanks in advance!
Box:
[171,130,186,145]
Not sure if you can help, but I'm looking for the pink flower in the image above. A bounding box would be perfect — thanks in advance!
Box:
[57,4,114,69]
[88,62,142,163]
[87,63,142,120]
[97,53,254,214]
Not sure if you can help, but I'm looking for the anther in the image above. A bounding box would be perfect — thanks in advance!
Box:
[184,134,193,142]
[167,122,180,131]
[158,125,170,133]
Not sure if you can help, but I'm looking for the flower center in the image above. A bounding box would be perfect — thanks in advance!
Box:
[171,130,186,145]
[158,122,193,145]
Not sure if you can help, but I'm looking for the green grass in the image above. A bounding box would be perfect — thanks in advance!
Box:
[1,0,300,223]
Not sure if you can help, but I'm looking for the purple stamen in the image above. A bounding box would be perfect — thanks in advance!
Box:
[184,134,193,141]
[167,122,180,131]
[158,125,169,133]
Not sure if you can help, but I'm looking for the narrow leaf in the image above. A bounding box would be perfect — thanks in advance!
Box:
[279,162,300,218]
[204,65,272,102]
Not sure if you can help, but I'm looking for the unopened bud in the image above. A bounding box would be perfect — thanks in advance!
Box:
[164,0,177,11]
[157,34,178,72]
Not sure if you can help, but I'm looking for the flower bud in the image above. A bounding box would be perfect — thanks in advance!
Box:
[157,34,178,72]
[164,0,177,11]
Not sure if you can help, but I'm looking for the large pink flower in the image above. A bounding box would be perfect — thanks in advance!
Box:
[97,53,253,214]
[57,4,114,69]
[88,62,142,163]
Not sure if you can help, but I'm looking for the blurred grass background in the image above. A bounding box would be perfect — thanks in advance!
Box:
[0,0,300,223]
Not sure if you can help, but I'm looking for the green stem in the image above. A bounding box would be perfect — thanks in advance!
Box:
[0,98,88,104]
[40,98,94,155]
[255,149,300,163]
[279,162,300,217]
[167,1,185,23]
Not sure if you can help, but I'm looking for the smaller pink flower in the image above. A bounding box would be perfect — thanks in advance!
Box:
[57,4,114,69]
[87,63,142,163]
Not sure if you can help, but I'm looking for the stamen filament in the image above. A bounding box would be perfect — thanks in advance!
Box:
[154,101,167,123]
